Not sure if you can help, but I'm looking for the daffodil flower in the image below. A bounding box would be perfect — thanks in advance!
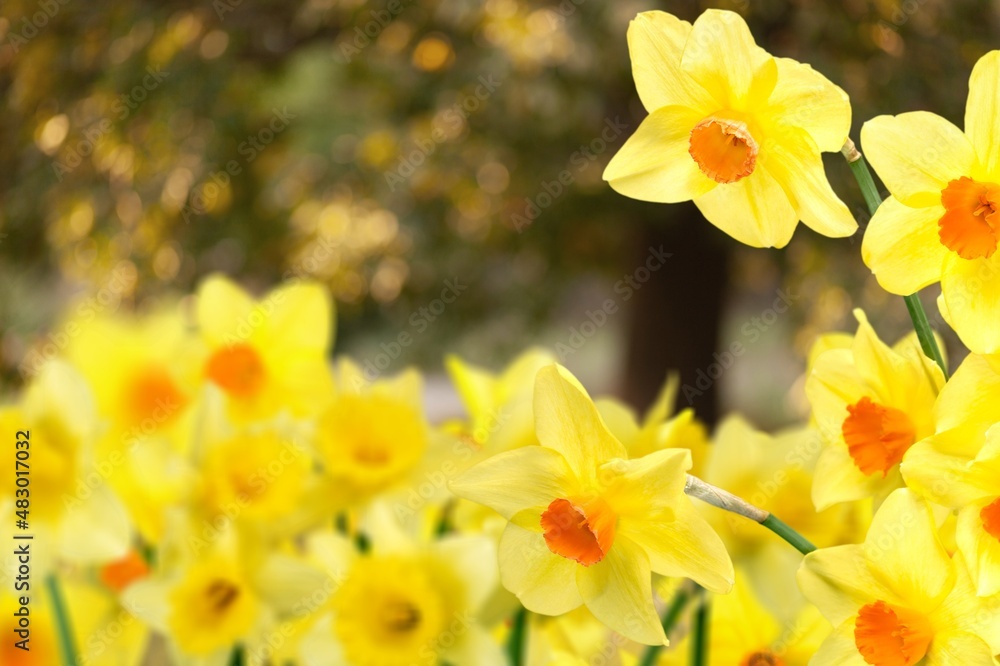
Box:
[604,9,856,248]
[0,361,132,564]
[805,310,944,510]
[596,373,712,462]
[861,50,1000,355]
[902,353,1000,597]
[798,489,1000,665]
[124,534,326,664]
[196,274,334,421]
[317,359,452,512]
[450,364,733,646]
[300,504,504,666]
[446,347,556,452]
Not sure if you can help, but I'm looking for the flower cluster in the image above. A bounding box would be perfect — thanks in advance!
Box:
[7,6,1000,666]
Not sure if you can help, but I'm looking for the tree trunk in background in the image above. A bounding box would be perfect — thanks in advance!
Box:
[621,204,729,426]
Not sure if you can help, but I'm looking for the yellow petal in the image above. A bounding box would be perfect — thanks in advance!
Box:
[811,440,892,511]
[195,274,255,347]
[603,105,715,203]
[806,347,867,442]
[442,625,508,666]
[498,521,584,615]
[449,445,577,519]
[692,167,798,248]
[626,11,715,113]
[576,535,666,645]
[595,397,640,445]
[533,365,627,481]
[863,490,954,608]
[956,503,1000,597]
[766,126,857,239]
[603,447,691,515]
[620,499,733,593]
[797,544,900,627]
[768,57,851,152]
[934,353,1000,430]
[432,535,499,611]
[445,355,495,420]
[860,112,975,207]
[680,9,773,109]
[936,553,1000,653]
[901,426,996,508]
[861,196,949,295]
[642,372,680,428]
[807,620,869,666]
[965,50,1000,179]
[259,280,333,355]
[851,309,938,410]
[925,631,997,666]
[941,251,1000,355]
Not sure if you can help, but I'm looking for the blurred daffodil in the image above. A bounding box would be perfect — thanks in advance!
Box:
[798,489,1000,665]
[0,360,131,564]
[196,274,334,422]
[446,347,556,452]
[597,373,712,462]
[125,533,325,664]
[805,309,944,510]
[861,50,1000,355]
[604,9,855,248]
[317,359,448,513]
[301,505,504,666]
[450,364,733,646]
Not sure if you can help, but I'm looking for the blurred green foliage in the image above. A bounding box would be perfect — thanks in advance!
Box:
[0,0,997,389]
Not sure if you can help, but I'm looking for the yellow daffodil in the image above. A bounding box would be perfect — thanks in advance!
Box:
[0,361,131,564]
[63,309,200,545]
[446,347,556,452]
[860,50,1000,354]
[64,308,200,449]
[194,416,322,538]
[316,359,452,514]
[695,416,870,620]
[603,9,856,248]
[657,571,830,666]
[196,274,334,421]
[597,373,712,463]
[125,534,325,662]
[450,364,733,646]
[798,489,1000,665]
[902,353,1000,596]
[301,504,504,666]
[63,576,151,666]
[805,309,944,510]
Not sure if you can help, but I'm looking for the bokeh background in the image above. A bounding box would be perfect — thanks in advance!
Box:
[2,0,998,428]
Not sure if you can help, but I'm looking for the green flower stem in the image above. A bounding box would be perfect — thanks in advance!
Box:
[903,293,949,378]
[761,514,816,555]
[684,475,816,555]
[507,606,528,666]
[638,584,695,666]
[841,139,949,379]
[690,594,709,666]
[46,575,79,666]
[227,645,245,666]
